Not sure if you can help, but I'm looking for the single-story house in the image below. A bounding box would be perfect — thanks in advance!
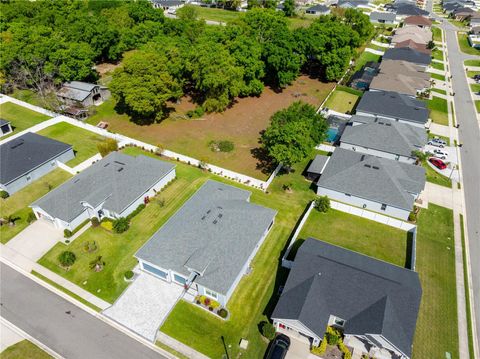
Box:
[369,11,397,24]
[0,133,74,195]
[0,119,13,137]
[339,116,427,163]
[355,90,429,128]
[306,4,331,15]
[135,180,277,307]
[150,0,184,12]
[315,148,425,220]
[470,15,480,27]
[468,33,480,48]
[337,0,370,8]
[305,155,330,181]
[392,26,431,45]
[57,81,110,108]
[452,7,475,20]
[394,39,431,54]
[369,72,430,96]
[382,47,431,68]
[394,4,429,17]
[443,2,462,13]
[30,152,176,231]
[471,25,480,35]
[349,61,380,90]
[379,58,430,83]
[272,238,422,359]
[403,15,432,28]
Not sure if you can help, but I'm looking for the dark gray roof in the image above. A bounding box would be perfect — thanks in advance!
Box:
[370,11,397,21]
[338,0,369,7]
[57,81,100,102]
[272,238,422,358]
[306,155,330,175]
[317,148,425,210]
[356,90,429,125]
[152,0,184,5]
[0,118,11,126]
[0,133,72,185]
[340,117,427,157]
[307,4,330,12]
[394,3,429,15]
[382,47,431,66]
[135,180,277,295]
[31,152,175,222]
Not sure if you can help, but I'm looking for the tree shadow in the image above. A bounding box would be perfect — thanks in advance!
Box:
[251,146,277,175]
[405,229,415,270]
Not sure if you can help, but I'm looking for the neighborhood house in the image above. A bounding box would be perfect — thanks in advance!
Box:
[30,152,176,231]
[135,180,277,307]
[0,132,74,195]
[57,81,110,108]
[0,119,13,137]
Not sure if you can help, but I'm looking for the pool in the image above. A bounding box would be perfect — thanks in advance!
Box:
[326,127,340,143]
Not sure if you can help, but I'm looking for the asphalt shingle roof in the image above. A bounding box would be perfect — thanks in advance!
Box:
[307,4,330,12]
[0,133,72,185]
[370,11,397,21]
[272,238,422,358]
[31,152,175,222]
[317,148,425,210]
[306,155,330,175]
[0,118,11,126]
[382,47,431,66]
[394,3,429,15]
[57,81,100,102]
[135,180,277,295]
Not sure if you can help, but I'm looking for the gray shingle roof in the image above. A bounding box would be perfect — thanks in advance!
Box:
[272,238,422,358]
[383,47,431,66]
[317,148,425,210]
[57,81,100,102]
[340,118,427,157]
[307,4,330,12]
[306,155,330,175]
[356,90,429,125]
[0,133,72,185]
[370,11,397,21]
[135,180,277,295]
[0,118,11,126]
[31,152,175,222]
[394,3,429,15]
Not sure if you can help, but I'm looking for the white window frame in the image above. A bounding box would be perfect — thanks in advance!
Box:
[205,289,218,299]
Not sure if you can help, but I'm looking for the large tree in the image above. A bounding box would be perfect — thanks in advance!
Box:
[261,102,327,168]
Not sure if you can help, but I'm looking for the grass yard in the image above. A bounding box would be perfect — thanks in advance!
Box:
[87,76,334,180]
[458,33,480,56]
[293,209,409,267]
[0,168,72,244]
[432,26,442,42]
[432,49,444,61]
[1,340,52,359]
[10,89,45,107]
[465,59,480,67]
[431,61,445,71]
[0,102,50,135]
[323,86,362,114]
[37,122,106,167]
[470,83,480,93]
[431,88,447,95]
[466,71,480,78]
[353,51,381,72]
[412,204,458,359]
[192,6,242,23]
[426,96,449,126]
[423,160,452,188]
[431,72,446,82]
[475,100,480,113]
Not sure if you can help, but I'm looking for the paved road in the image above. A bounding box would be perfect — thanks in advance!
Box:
[0,263,167,359]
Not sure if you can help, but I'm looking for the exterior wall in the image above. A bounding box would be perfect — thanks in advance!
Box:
[339,142,416,163]
[2,148,74,195]
[0,123,13,137]
[272,318,321,345]
[365,334,409,358]
[355,111,425,128]
[197,285,227,307]
[316,187,412,220]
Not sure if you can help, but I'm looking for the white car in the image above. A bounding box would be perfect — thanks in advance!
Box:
[433,149,448,159]
[428,138,446,148]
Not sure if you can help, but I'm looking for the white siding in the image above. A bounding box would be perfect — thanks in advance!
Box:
[273,318,321,345]
[339,142,416,164]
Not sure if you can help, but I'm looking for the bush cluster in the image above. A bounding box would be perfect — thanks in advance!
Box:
[58,251,76,267]
[124,270,134,280]
[0,190,9,199]
[260,321,276,340]
[126,204,146,222]
[326,326,341,345]
[64,229,73,238]
[315,196,330,213]
[91,217,100,227]
[186,106,205,119]
[112,217,129,233]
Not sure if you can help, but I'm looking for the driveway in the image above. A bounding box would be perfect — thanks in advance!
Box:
[285,336,318,359]
[103,273,184,342]
[425,144,458,165]
[424,182,453,209]
[5,220,63,261]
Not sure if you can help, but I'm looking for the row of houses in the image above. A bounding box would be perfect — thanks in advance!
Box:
[439,0,480,48]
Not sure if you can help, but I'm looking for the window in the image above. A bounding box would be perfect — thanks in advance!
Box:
[334,318,345,327]
[205,289,217,299]
[381,203,387,211]
[26,175,31,181]
[142,263,168,280]
[51,161,56,166]
[345,193,351,197]
[174,274,186,285]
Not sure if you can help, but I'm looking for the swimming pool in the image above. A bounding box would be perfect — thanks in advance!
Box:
[326,127,340,143]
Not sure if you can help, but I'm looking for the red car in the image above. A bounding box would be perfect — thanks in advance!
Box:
[429,157,447,170]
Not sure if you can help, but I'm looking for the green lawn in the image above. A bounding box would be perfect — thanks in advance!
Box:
[10,89,45,107]
[432,49,444,61]
[470,83,480,93]
[458,33,480,56]
[423,160,452,188]
[431,88,447,95]
[0,102,50,135]
[323,86,362,114]
[431,61,445,71]
[465,59,480,67]
[294,209,409,267]
[353,51,381,72]
[432,26,442,42]
[37,122,106,167]
[412,204,458,359]
[431,72,446,82]
[475,100,480,113]
[466,71,480,78]
[1,340,52,359]
[0,168,72,244]
[427,96,449,126]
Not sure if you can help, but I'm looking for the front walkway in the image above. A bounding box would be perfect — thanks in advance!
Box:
[424,182,453,209]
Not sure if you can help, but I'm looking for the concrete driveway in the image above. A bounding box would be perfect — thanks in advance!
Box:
[5,220,63,261]
[103,273,184,342]
[285,336,318,359]
[425,144,458,165]
[424,182,454,209]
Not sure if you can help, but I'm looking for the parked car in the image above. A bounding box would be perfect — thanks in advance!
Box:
[474,74,480,80]
[265,334,290,359]
[429,157,447,170]
[428,137,446,148]
[433,149,448,159]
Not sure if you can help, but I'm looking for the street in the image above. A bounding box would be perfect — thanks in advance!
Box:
[0,263,167,359]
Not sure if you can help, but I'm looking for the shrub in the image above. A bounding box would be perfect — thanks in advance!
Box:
[84,240,98,253]
[124,270,134,280]
[186,106,205,119]
[0,190,9,199]
[217,308,228,318]
[311,338,327,355]
[155,198,165,207]
[89,255,105,272]
[91,217,100,227]
[58,251,76,267]
[315,196,330,213]
[338,341,351,359]
[126,204,145,221]
[204,297,211,306]
[112,217,129,233]
[97,138,118,157]
[408,211,417,222]
[27,211,37,224]
[326,326,341,345]
[260,321,276,340]
[64,229,73,238]
[218,140,234,152]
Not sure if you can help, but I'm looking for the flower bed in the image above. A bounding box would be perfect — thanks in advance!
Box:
[194,295,229,320]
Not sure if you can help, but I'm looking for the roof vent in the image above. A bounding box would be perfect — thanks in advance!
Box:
[213,219,218,225]
[104,163,110,167]
[372,166,380,170]
[360,155,365,161]
[10,140,25,149]
[218,214,223,218]
[117,167,123,172]
[364,164,371,168]
[74,179,80,183]
[386,123,392,126]
[201,215,206,220]
[207,209,211,214]
[114,161,126,165]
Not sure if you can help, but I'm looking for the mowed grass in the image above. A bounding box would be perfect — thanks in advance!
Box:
[0,102,50,135]
[353,51,381,72]
[323,87,362,114]
[427,96,449,126]
[470,83,480,93]
[458,33,480,56]
[432,49,444,61]
[294,209,408,267]
[1,340,52,359]
[412,204,458,359]
[432,26,442,42]
[0,168,72,244]
[423,160,452,188]
[431,72,446,82]
[37,122,105,167]
[475,100,480,113]
[465,59,480,67]
[431,61,445,71]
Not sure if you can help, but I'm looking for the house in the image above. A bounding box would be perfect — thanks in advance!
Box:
[337,0,370,8]
[468,33,480,48]
[471,25,480,35]
[392,26,431,45]
[443,2,462,13]
[272,238,422,359]
[452,7,475,20]
[403,15,432,28]
[349,61,380,90]
[150,0,184,12]
[135,180,277,307]
[306,4,331,15]
[0,119,13,137]
[0,133,74,195]
[355,90,429,127]
[382,47,431,68]
[305,155,330,181]
[369,11,397,24]
[392,3,429,17]
[339,116,427,163]
[394,39,431,54]
[379,58,430,83]
[470,15,480,27]
[57,81,110,108]
[315,148,425,220]
[30,152,176,231]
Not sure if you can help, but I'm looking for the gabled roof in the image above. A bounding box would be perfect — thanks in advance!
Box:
[356,90,429,125]
[57,81,100,102]
[370,72,430,96]
[383,47,431,66]
[452,6,476,14]
[0,133,72,185]
[316,148,425,210]
[370,11,397,21]
[135,180,277,295]
[404,15,432,26]
[306,155,330,175]
[307,4,330,12]
[0,118,11,126]
[31,152,176,222]
[394,39,431,54]
[393,26,432,44]
[272,239,422,358]
[338,0,369,7]
[340,117,427,157]
[395,3,429,15]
